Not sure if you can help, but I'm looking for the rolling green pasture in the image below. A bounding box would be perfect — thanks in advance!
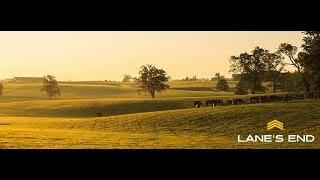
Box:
[0,100,319,148]
[0,80,234,103]
[0,80,318,148]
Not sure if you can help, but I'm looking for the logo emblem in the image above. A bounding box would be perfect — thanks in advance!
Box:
[267,120,284,130]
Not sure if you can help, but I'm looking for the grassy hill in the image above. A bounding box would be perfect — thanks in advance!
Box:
[0,80,317,149]
[0,80,281,118]
[0,93,290,118]
[0,80,235,103]
[0,100,319,148]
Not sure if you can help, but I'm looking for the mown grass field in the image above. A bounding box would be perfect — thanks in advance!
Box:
[0,80,319,148]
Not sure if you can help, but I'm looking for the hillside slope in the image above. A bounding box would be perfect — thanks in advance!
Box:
[0,93,289,118]
[0,81,234,103]
[0,100,319,148]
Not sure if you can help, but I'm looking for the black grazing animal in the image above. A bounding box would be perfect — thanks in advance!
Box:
[233,98,246,105]
[294,93,305,100]
[194,101,203,108]
[205,99,224,106]
[96,112,103,117]
[250,96,260,103]
[205,99,215,106]
[282,94,289,102]
[283,94,295,102]
[213,99,224,106]
[250,96,269,103]
[259,96,270,103]
[304,92,318,99]
[269,95,283,102]
[226,100,233,105]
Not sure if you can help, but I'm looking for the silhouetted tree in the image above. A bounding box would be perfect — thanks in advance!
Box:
[122,75,132,82]
[278,43,311,93]
[41,75,61,99]
[264,52,285,93]
[230,47,268,94]
[231,74,241,81]
[191,75,198,81]
[234,79,248,95]
[300,31,320,93]
[216,76,229,91]
[182,77,190,81]
[210,73,220,81]
[215,73,220,79]
[278,72,304,93]
[136,65,170,98]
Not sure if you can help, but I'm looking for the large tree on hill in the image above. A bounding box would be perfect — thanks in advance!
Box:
[136,64,170,98]
[230,47,268,94]
[277,42,311,93]
[41,75,61,99]
[0,83,3,96]
[299,31,320,92]
[264,52,285,93]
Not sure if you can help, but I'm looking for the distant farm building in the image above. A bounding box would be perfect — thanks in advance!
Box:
[13,77,45,83]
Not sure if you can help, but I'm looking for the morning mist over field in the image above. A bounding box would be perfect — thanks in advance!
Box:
[0,31,302,81]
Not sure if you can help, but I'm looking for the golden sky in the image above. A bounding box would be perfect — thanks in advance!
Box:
[0,31,303,81]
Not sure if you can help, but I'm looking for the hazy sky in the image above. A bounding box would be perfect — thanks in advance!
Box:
[0,31,304,81]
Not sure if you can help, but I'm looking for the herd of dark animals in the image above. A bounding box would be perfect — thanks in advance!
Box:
[193,92,319,108]
[94,93,319,116]
[96,112,103,117]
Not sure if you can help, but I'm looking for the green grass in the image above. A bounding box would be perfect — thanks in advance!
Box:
[0,92,290,118]
[0,100,319,148]
[0,80,317,148]
[0,81,235,103]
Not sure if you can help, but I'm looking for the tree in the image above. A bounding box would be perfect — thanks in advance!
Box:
[191,75,198,81]
[234,79,248,95]
[264,52,285,93]
[136,64,170,98]
[210,73,221,81]
[41,75,61,99]
[230,47,268,94]
[122,75,132,82]
[183,77,190,81]
[231,74,241,81]
[278,72,304,93]
[300,31,320,93]
[215,73,221,79]
[278,43,301,71]
[216,76,229,91]
[0,83,3,96]
[278,43,311,93]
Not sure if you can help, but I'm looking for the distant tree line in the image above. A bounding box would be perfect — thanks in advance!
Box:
[181,73,230,82]
[230,31,320,95]
[182,75,202,81]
